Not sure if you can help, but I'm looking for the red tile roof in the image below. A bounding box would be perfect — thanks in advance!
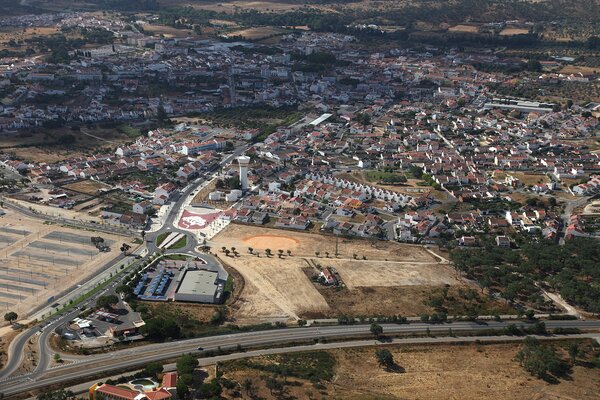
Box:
[161,372,177,388]
[145,388,172,400]
[96,384,138,400]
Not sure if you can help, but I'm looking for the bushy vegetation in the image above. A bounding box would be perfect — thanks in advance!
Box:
[450,238,600,313]
[516,337,570,382]
[225,351,336,382]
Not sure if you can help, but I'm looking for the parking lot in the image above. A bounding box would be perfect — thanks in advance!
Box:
[0,208,130,319]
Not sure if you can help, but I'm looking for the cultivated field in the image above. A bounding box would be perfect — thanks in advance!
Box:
[212,224,462,322]
[0,207,133,321]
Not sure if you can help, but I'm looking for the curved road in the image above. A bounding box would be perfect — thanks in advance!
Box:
[0,320,599,397]
[0,145,248,384]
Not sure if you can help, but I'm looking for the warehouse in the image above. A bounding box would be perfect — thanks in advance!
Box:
[174,269,223,304]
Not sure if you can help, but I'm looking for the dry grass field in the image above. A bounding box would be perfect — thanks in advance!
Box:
[499,27,530,36]
[493,171,550,186]
[0,126,136,163]
[227,26,285,40]
[61,180,112,196]
[448,24,478,33]
[142,24,194,38]
[185,0,312,13]
[211,224,472,322]
[325,259,455,288]
[219,340,600,400]
[0,26,59,50]
[559,65,600,75]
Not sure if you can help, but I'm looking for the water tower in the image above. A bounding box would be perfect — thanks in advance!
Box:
[238,155,250,191]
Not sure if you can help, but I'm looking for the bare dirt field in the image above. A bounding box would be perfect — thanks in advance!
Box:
[242,234,300,250]
[219,340,600,400]
[325,259,456,288]
[218,255,330,323]
[61,180,112,196]
[0,207,133,321]
[212,224,463,322]
[499,27,530,36]
[213,223,438,262]
[448,24,478,33]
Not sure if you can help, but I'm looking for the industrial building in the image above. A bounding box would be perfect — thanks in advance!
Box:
[174,269,223,304]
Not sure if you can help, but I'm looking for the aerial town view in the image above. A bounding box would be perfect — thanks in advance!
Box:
[0,0,598,399]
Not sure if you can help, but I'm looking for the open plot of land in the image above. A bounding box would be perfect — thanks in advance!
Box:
[325,259,457,288]
[220,255,329,323]
[187,0,312,12]
[227,26,285,40]
[499,27,530,36]
[213,223,438,262]
[503,171,550,186]
[0,207,131,320]
[448,24,478,33]
[142,24,194,38]
[0,26,59,50]
[220,340,599,400]
[213,224,459,322]
[61,180,112,196]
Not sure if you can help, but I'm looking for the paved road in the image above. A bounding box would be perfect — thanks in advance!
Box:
[57,332,600,397]
[1,320,599,397]
[0,143,250,384]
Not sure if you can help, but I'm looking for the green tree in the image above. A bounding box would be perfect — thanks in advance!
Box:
[375,348,395,369]
[198,378,222,398]
[370,323,383,338]
[144,362,164,378]
[568,343,580,365]
[116,285,133,296]
[4,311,18,325]
[176,354,199,375]
[142,317,181,341]
[516,337,570,382]
[176,381,189,399]
[37,389,75,400]
[96,294,119,310]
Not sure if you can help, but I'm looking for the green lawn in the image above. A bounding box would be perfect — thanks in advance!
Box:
[170,235,187,249]
[164,254,190,261]
[156,232,169,247]
[364,170,402,182]
[118,124,143,138]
